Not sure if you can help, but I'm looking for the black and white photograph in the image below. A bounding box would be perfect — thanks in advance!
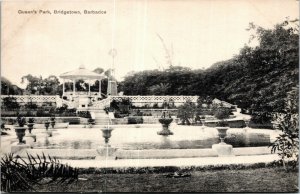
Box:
[1,0,299,192]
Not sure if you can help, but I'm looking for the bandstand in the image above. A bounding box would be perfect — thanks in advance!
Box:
[59,65,107,110]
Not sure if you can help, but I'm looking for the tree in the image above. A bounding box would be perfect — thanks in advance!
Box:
[148,83,170,95]
[21,74,43,94]
[1,77,22,95]
[2,97,20,110]
[44,75,60,95]
[119,18,298,124]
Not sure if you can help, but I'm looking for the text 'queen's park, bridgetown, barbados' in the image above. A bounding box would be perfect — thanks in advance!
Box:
[18,9,107,15]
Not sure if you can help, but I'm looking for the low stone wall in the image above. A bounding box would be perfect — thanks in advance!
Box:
[205,119,273,129]
[2,117,81,125]
[205,120,245,128]
[111,117,160,125]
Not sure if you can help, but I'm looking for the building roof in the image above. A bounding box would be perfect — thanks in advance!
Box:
[59,65,105,80]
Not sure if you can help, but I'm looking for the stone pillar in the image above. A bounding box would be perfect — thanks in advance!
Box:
[88,80,91,96]
[99,79,101,97]
[62,79,65,96]
[73,80,75,96]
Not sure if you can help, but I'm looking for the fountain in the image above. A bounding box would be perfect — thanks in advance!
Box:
[157,110,174,136]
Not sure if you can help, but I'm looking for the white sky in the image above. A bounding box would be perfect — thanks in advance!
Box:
[2,0,298,87]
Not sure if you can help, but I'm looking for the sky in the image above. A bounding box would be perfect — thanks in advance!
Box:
[2,0,298,88]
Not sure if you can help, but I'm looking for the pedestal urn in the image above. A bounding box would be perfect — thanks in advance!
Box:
[44,121,52,137]
[212,126,234,157]
[157,111,174,136]
[101,126,114,146]
[15,126,27,144]
[26,122,36,142]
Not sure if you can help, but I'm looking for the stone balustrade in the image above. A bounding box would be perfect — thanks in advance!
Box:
[1,95,59,104]
[110,95,198,103]
[1,95,199,108]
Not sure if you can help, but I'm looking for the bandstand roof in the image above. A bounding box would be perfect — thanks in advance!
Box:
[59,65,105,80]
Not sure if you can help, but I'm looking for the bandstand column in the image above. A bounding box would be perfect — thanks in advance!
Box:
[98,79,102,97]
[88,80,91,96]
[73,79,76,96]
[62,79,65,96]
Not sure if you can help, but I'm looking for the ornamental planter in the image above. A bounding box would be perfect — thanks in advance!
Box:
[44,121,50,130]
[200,119,206,129]
[50,121,56,129]
[27,123,34,134]
[14,126,27,144]
[26,123,36,142]
[157,118,174,136]
[215,127,229,144]
[212,127,234,157]
[101,126,114,145]
[44,121,52,137]
[244,120,250,128]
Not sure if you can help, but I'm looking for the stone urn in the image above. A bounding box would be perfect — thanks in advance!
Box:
[212,126,234,157]
[244,120,250,128]
[50,120,56,129]
[157,111,174,136]
[88,119,95,128]
[44,121,50,130]
[15,126,27,144]
[27,123,34,133]
[101,126,114,145]
[26,122,36,142]
[44,121,52,137]
[200,118,206,129]
[216,127,229,144]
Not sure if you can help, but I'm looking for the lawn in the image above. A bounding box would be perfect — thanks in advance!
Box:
[34,167,298,193]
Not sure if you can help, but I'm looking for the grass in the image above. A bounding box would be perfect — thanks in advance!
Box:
[33,167,298,192]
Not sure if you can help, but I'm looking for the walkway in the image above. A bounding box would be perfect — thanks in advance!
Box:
[60,154,279,168]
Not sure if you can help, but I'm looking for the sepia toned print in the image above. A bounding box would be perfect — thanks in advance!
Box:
[1,0,298,192]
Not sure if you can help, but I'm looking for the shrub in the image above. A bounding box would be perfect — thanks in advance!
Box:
[36,109,51,117]
[128,116,143,124]
[1,153,78,192]
[270,87,299,171]
[28,118,35,123]
[2,97,20,110]
[24,101,38,109]
[134,110,143,116]
[16,115,26,127]
[77,111,91,118]
[250,111,272,125]
[114,112,123,118]
[153,103,159,109]
[177,100,197,125]
[214,107,231,120]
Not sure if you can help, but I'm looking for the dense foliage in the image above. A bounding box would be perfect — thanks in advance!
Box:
[1,77,23,95]
[120,19,299,122]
